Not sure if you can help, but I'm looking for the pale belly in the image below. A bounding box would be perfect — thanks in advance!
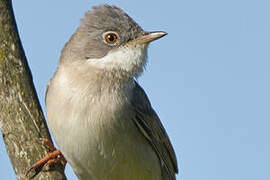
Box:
[47,94,162,180]
[70,117,162,180]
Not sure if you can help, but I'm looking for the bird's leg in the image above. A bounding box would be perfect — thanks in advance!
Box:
[39,138,67,168]
[41,138,56,151]
[26,138,67,176]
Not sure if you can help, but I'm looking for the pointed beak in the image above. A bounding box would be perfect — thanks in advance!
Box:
[130,31,167,45]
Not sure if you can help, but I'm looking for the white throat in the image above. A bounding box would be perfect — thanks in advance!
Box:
[86,44,148,78]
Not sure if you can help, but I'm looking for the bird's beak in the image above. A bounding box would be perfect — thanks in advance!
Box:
[130,31,167,45]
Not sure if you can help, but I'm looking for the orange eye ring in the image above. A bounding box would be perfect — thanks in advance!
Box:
[103,31,119,45]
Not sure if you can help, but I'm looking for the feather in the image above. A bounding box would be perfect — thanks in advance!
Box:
[131,81,178,180]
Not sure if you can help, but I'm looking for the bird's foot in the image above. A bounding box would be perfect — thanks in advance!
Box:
[26,138,66,176]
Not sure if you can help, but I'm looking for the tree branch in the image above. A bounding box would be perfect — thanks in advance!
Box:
[0,0,67,179]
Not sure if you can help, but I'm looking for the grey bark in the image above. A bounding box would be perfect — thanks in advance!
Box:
[0,0,67,179]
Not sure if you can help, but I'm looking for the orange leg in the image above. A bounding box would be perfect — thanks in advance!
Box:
[40,138,56,151]
[40,138,67,167]
[26,138,67,176]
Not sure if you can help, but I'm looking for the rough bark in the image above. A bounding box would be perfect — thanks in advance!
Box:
[0,1,67,179]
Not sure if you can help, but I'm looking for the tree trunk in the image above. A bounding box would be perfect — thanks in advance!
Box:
[0,0,67,179]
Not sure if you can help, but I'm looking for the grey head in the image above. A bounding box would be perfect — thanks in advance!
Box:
[60,5,167,78]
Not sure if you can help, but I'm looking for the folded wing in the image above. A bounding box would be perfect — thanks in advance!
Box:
[131,81,178,180]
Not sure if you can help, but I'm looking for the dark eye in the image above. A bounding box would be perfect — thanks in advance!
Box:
[103,32,119,45]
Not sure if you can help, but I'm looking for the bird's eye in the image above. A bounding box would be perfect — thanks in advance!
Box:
[103,32,119,45]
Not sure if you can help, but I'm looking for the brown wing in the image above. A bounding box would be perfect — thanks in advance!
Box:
[131,81,178,180]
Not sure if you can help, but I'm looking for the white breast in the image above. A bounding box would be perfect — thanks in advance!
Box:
[46,65,161,180]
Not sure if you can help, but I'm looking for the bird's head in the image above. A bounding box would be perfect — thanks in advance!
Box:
[61,5,167,79]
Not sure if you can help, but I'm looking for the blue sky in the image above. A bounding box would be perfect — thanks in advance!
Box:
[1,0,270,179]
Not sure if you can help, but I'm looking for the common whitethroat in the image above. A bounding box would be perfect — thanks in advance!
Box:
[46,5,178,180]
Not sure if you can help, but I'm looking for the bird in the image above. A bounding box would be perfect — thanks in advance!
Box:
[46,5,178,180]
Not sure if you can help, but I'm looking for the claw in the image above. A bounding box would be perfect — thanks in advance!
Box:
[26,138,66,177]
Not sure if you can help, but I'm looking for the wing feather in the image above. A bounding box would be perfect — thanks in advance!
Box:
[131,81,178,180]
